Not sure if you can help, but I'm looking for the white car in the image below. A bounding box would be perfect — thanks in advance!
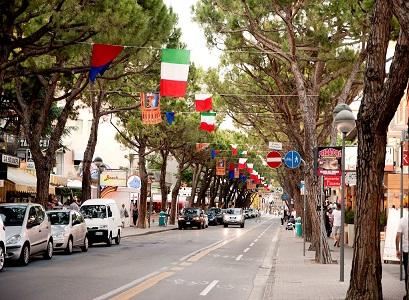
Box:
[223,208,245,228]
[0,203,53,266]
[0,215,5,271]
[47,209,88,254]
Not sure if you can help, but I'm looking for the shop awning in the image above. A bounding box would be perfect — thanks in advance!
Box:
[7,167,55,195]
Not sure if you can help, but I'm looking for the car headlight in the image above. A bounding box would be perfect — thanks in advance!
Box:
[178,217,184,221]
[7,234,21,245]
[193,217,200,221]
[99,225,108,229]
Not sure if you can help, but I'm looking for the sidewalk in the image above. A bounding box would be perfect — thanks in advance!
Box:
[122,216,177,238]
[270,228,405,300]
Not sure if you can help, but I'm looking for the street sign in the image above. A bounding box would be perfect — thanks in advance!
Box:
[268,141,282,150]
[404,143,409,166]
[284,150,302,169]
[324,175,341,187]
[266,151,282,168]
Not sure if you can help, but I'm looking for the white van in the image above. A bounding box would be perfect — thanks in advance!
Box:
[80,199,121,246]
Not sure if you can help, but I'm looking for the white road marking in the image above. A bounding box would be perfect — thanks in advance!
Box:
[254,239,259,242]
[249,243,255,247]
[236,254,243,261]
[243,248,250,253]
[200,280,219,296]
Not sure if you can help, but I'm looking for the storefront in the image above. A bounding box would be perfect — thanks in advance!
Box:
[384,173,409,208]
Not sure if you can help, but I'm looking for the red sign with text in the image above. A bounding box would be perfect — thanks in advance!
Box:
[324,176,341,187]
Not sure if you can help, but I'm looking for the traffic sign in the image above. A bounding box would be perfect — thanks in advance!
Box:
[284,150,302,169]
[266,151,282,168]
[269,141,282,150]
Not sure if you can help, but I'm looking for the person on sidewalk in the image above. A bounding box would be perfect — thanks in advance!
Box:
[120,204,129,228]
[396,214,409,298]
[325,208,334,237]
[332,203,342,247]
[69,197,80,211]
[132,203,139,227]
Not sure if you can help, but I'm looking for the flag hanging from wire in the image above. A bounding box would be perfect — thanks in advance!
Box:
[141,92,162,124]
[89,43,124,83]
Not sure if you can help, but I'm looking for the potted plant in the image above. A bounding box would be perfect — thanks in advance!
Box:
[345,209,355,247]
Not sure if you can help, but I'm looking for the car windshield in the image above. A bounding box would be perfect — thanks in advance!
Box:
[80,205,106,219]
[0,206,27,226]
[226,208,242,215]
[184,208,199,215]
[209,208,221,214]
[47,211,70,225]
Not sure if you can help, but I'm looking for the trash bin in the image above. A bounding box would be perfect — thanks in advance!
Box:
[295,217,302,237]
[159,211,166,227]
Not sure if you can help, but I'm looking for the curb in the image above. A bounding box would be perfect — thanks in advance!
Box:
[122,226,178,238]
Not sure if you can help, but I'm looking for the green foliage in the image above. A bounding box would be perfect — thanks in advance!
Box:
[345,209,355,224]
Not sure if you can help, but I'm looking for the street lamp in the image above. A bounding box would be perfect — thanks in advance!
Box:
[93,157,105,198]
[333,104,356,282]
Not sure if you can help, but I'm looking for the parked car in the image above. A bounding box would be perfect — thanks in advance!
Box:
[0,203,53,266]
[223,208,245,228]
[178,208,206,229]
[0,214,5,271]
[244,209,251,219]
[80,199,122,246]
[208,207,223,224]
[47,209,88,254]
[207,211,218,225]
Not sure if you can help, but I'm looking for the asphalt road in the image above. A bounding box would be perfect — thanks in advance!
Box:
[0,216,279,300]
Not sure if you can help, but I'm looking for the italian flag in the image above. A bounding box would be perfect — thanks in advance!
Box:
[195,94,212,112]
[200,112,216,132]
[160,49,190,97]
[231,144,238,156]
[238,158,247,169]
[246,163,253,173]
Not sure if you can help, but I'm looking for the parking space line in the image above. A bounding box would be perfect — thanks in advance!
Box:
[236,255,243,261]
[200,280,219,296]
[243,248,250,253]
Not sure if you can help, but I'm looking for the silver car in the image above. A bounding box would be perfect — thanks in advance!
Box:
[47,209,88,254]
[0,203,53,266]
[223,208,245,228]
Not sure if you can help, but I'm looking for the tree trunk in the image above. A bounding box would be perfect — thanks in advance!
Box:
[189,164,202,206]
[32,158,52,207]
[81,113,100,202]
[170,163,183,225]
[137,140,148,229]
[159,150,169,211]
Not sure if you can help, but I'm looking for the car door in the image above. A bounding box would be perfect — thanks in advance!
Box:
[34,206,49,252]
[70,212,79,246]
[107,205,115,237]
[77,212,87,244]
[26,206,41,254]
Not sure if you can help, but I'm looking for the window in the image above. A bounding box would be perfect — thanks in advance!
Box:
[47,212,69,225]
[71,212,77,225]
[0,206,27,226]
[34,206,45,223]
[107,206,112,217]
[80,205,106,219]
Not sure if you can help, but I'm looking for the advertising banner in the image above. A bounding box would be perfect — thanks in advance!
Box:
[100,170,127,187]
[324,175,341,187]
[316,147,342,176]
[216,158,226,176]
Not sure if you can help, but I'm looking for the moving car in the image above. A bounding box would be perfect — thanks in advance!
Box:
[208,207,223,224]
[178,208,206,229]
[0,215,5,271]
[223,208,245,228]
[47,209,88,254]
[207,211,218,225]
[0,203,53,266]
[80,199,122,246]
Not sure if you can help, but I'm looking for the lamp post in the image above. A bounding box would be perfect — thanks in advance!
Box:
[93,157,104,198]
[333,104,356,282]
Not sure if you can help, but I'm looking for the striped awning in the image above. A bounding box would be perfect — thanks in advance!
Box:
[7,167,55,194]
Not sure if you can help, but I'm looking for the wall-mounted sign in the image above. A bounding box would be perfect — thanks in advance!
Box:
[19,138,50,149]
[324,175,341,187]
[316,147,342,176]
[100,170,127,187]
[268,141,282,150]
[1,154,20,167]
[216,158,226,176]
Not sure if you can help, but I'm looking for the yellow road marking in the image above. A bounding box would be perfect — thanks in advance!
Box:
[110,272,174,300]
[170,266,184,271]
[187,241,228,262]
[179,262,192,266]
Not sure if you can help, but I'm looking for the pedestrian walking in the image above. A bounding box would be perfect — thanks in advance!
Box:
[69,197,79,211]
[132,203,139,227]
[280,209,285,226]
[325,208,334,237]
[120,204,129,228]
[332,203,341,247]
[396,214,409,298]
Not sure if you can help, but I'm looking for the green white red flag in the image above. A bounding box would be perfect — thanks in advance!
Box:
[195,94,212,111]
[200,112,216,132]
[160,49,190,97]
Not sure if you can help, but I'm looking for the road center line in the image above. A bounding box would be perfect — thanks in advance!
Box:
[243,248,250,253]
[254,239,259,242]
[236,254,243,261]
[200,280,219,296]
[249,243,255,247]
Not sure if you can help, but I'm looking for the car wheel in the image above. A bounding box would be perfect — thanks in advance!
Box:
[43,239,53,260]
[115,231,121,245]
[0,246,5,272]
[224,224,228,228]
[240,223,245,228]
[178,225,182,230]
[65,238,73,255]
[106,233,112,247]
[81,236,89,252]
[19,243,30,266]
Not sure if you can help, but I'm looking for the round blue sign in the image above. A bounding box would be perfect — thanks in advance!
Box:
[127,176,141,189]
[284,150,302,169]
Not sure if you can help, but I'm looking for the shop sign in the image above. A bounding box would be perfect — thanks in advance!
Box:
[216,158,226,176]
[345,172,357,186]
[19,138,50,149]
[100,170,127,187]
[324,175,341,187]
[316,147,342,176]
[1,154,19,167]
